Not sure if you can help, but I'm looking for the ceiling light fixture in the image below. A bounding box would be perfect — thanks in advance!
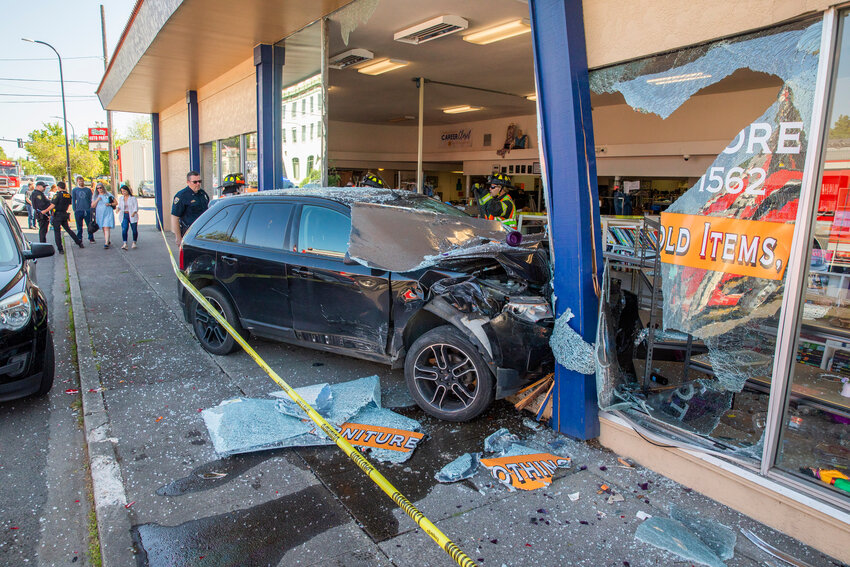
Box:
[646,72,711,85]
[328,48,374,70]
[357,58,410,76]
[443,105,483,114]
[463,19,531,45]
[526,93,537,101]
[395,15,469,45]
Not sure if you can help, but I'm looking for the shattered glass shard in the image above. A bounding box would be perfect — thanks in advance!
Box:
[484,428,520,455]
[635,517,727,567]
[435,453,482,483]
[273,383,333,419]
[550,308,595,375]
[669,504,736,561]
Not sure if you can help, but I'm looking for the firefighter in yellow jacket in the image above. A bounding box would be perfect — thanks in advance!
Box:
[475,172,517,229]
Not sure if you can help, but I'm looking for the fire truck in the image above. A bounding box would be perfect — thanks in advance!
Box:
[0,160,21,196]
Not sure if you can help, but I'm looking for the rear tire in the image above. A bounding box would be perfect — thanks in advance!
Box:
[404,325,494,421]
[191,287,243,355]
[35,332,55,396]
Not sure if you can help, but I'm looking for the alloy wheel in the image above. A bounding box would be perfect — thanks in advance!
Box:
[412,343,479,413]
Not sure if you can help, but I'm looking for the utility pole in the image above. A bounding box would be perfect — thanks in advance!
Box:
[101,4,116,193]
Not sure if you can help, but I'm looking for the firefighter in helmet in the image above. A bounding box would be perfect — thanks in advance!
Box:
[220,173,245,197]
[360,173,386,189]
[474,172,517,229]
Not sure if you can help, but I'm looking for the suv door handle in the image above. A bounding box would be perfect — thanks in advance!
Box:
[221,255,237,263]
[292,267,312,277]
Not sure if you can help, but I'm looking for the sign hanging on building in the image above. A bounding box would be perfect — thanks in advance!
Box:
[88,127,109,152]
[439,128,472,148]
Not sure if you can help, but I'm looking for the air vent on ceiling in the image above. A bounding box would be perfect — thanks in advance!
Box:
[394,15,469,45]
[328,48,374,70]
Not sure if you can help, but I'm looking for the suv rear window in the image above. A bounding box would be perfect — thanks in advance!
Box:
[297,205,350,257]
[195,205,241,242]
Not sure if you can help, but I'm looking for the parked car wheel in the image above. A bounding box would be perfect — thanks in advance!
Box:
[192,287,242,355]
[35,333,55,397]
[404,325,494,421]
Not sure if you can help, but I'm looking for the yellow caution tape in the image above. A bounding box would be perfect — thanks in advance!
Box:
[157,215,477,567]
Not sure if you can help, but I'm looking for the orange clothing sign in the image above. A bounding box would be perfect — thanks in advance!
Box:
[338,423,424,452]
[480,453,570,491]
[659,212,795,281]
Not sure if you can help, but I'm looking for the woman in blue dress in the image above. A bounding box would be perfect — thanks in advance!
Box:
[92,183,116,248]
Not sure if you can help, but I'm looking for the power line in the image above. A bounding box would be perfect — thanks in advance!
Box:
[0,77,98,84]
[0,93,96,98]
[0,56,102,61]
[0,99,100,104]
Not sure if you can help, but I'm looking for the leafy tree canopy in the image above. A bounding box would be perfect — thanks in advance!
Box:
[831,114,850,140]
[24,122,103,181]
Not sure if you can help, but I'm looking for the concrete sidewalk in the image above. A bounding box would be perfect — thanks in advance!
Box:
[66,206,843,567]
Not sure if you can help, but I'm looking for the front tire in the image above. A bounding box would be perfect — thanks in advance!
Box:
[191,287,243,355]
[404,325,494,421]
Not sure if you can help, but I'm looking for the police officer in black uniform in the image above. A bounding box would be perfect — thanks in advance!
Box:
[42,181,84,254]
[170,170,209,246]
[30,181,52,244]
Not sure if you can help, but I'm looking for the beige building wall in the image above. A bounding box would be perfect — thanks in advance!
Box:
[583,0,837,68]
[198,57,256,144]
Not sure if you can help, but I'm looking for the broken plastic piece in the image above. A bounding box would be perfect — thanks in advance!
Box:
[435,453,481,483]
[549,308,595,375]
[635,517,728,567]
[607,493,625,504]
[568,492,580,502]
[636,511,652,521]
[484,428,520,455]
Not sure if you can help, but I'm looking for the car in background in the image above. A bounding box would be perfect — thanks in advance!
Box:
[35,175,56,188]
[0,200,55,401]
[10,186,28,215]
[178,188,554,421]
[138,180,155,198]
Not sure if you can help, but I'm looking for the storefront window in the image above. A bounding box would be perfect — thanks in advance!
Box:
[279,19,325,187]
[245,132,258,189]
[220,135,241,183]
[775,11,850,500]
[593,18,824,463]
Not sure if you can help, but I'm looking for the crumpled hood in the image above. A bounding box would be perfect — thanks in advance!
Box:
[348,202,547,280]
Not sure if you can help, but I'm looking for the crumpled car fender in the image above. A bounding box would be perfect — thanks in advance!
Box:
[422,295,496,369]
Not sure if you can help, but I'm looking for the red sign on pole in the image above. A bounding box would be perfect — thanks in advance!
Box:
[88,127,108,142]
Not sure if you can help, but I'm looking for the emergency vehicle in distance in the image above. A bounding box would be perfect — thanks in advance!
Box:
[0,160,21,196]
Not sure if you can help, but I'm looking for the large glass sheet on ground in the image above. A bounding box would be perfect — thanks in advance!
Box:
[775,10,850,503]
[593,19,823,461]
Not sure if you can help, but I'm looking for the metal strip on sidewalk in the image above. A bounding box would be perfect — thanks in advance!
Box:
[158,220,478,567]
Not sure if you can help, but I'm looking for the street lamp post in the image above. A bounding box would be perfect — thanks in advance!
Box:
[51,116,75,147]
[22,38,72,186]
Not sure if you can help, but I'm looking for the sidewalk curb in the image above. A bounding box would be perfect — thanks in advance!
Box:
[66,241,137,567]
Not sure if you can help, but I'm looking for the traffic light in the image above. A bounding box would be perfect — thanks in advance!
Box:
[16,138,23,149]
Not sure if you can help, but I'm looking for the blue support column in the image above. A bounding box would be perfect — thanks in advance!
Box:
[186,90,200,172]
[151,113,163,231]
[529,0,602,440]
[254,44,284,191]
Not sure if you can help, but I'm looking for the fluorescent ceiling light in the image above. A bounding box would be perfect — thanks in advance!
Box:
[329,48,374,70]
[646,72,712,85]
[443,105,482,114]
[357,58,410,76]
[463,19,531,45]
[526,93,537,101]
[394,15,469,45]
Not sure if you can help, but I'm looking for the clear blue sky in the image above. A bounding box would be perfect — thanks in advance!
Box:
[0,0,138,159]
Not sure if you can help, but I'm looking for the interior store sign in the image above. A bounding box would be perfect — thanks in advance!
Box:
[440,128,472,148]
[659,212,794,281]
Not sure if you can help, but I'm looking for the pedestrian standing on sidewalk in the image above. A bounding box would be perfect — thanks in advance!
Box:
[170,171,209,247]
[41,181,84,254]
[71,176,95,243]
[92,183,116,249]
[116,184,139,249]
[31,181,51,243]
[25,182,36,229]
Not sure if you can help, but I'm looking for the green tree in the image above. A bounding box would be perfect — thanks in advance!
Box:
[124,116,152,141]
[831,114,850,140]
[0,146,7,160]
[24,122,103,181]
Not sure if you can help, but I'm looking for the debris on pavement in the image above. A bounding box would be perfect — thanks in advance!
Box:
[483,427,520,455]
[507,375,554,422]
[635,504,736,567]
[636,510,652,521]
[435,453,482,483]
[201,375,423,462]
[568,492,580,501]
[740,528,816,567]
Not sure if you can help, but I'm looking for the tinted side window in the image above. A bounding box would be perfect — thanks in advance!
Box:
[244,203,293,249]
[297,205,350,257]
[196,205,241,242]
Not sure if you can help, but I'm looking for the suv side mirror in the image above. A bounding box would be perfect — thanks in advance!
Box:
[23,243,55,260]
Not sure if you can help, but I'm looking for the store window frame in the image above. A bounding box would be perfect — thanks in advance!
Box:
[762,7,848,507]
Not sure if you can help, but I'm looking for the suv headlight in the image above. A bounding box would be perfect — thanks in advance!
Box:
[506,296,553,323]
[0,292,31,331]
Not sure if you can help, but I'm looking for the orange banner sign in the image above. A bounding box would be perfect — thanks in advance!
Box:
[339,423,424,452]
[658,212,795,280]
[480,453,570,491]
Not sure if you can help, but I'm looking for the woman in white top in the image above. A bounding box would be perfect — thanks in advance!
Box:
[116,185,140,249]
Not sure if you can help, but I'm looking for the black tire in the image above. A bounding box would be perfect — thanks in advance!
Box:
[35,332,55,396]
[404,325,494,421]
[191,286,243,355]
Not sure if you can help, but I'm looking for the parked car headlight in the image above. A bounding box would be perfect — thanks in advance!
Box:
[0,292,31,331]
[506,296,553,323]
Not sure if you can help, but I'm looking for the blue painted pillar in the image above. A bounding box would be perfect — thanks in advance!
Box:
[529,0,602,439]
[186,90,200,172]
[151,113,163,230]
[254,44,284,191]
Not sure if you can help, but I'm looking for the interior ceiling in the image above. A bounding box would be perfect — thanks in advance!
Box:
[325,0,537,126]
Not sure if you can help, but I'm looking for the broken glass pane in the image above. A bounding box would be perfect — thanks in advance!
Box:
[550,308,596,375]
[635,516,728,567]
[435,453,481,483]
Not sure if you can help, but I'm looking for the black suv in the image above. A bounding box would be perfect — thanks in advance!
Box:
[0,200,55,401]
[178,189,553,421]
